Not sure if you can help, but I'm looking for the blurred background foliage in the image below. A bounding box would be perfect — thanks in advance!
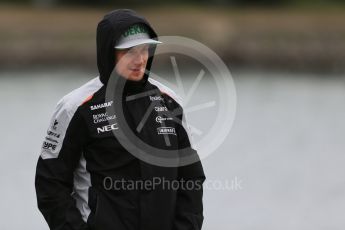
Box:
[1,0,345,73]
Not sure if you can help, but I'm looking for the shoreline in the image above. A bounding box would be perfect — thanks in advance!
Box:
[1,6,345,73]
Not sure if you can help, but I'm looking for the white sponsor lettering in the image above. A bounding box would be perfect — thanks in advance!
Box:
[157,127,176,135]
[154,106,168,112]
[149,96,163,101]
[93,112,116,124]
[97,123,119,133]
[155,116,173,124]
[90,101,113,111]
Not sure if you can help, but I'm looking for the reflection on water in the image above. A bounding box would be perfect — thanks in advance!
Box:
[0,69,344,230]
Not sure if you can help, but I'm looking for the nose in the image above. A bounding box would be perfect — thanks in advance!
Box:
[133,54,144,65]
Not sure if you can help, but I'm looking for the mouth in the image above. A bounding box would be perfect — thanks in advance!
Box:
[130,67,143,73]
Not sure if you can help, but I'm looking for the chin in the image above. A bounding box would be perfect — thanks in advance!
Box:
[128,74,144,81]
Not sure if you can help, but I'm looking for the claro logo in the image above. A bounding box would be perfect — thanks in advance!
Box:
[97,123,119,134]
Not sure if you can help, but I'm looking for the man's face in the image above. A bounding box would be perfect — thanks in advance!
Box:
[115,44,149,81]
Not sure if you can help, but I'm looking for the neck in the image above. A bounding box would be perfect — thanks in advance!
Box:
[123,75,148,96]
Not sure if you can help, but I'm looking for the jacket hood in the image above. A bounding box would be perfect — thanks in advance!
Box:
[96,9,159,85]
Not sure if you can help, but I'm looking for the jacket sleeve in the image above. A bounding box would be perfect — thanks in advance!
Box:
[173,111,206,230]
[35,102,89,230]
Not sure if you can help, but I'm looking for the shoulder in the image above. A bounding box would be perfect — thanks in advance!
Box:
[41,77,102,159]
[56,77,103,117]
[48,76,103,131]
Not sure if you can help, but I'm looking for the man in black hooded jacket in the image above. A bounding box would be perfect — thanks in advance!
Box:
[35,9,205,230]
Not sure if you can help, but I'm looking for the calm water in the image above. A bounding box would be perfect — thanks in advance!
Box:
[0,69,344,230]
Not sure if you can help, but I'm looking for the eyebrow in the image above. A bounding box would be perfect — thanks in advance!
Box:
[129,45,149,52]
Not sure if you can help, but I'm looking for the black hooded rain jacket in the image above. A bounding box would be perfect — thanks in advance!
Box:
[35,9,205,230]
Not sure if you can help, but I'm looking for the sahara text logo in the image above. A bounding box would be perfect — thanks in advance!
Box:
[90,101,113,111]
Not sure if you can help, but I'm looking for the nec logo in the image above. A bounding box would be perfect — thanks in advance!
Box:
[97,123,119,134]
